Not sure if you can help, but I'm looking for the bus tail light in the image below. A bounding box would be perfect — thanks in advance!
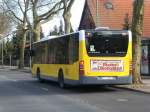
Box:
[79,60,85,75]
[129,60,132,75]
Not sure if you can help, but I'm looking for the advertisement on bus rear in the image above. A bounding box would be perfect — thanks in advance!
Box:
[91,60,124,72]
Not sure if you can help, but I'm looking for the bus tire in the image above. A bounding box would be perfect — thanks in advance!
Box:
[36,68,44,83]
[58,70,66,89]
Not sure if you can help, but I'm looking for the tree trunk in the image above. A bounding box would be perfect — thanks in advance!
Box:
[18,31,26,69]
[63,11,71,34]
[33,21,41,42]
[131,0,144,84]
[32,2,41,42]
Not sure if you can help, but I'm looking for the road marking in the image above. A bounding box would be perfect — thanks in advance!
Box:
[41,87,49,91]
[11,79,18,82]
[116,98,128,102]
[0,75,18,82]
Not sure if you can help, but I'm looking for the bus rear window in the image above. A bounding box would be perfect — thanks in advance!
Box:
[85,31,129,57]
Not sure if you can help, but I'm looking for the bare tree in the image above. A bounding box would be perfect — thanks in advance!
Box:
[0,12,12,35]
[131,0,144,84]
[31,0,63,42]
[62,0,75,34]
[2,0,30,69]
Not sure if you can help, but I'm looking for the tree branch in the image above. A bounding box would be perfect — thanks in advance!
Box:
[2,0,23,23]
[39,1,63,20]
[18,0,24,14]
[40,7,63,24]
[67,0,74,11]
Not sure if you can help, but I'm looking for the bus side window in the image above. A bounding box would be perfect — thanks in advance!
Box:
[68,33,79,64]
[73,34,79,62]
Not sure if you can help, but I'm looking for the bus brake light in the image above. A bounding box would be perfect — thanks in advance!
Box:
[79,60,85,75]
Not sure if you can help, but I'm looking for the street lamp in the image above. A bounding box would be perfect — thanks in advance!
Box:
[0,34,3,65]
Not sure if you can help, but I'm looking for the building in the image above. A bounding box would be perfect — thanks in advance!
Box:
[79,0,150,38]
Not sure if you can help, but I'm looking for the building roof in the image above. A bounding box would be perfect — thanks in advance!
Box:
[79,0,150,37]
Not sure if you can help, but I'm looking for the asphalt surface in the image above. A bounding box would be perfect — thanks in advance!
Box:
[0,69,150,112]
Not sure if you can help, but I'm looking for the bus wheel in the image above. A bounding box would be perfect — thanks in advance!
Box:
[58,71,65,89]
[36,68,44,83]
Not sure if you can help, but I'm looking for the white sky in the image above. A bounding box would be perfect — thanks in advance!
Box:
[41,0,85,36]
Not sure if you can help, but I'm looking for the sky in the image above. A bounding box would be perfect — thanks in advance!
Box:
[41,0,85,36]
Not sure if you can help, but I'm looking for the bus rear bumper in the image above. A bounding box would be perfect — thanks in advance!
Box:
[79,75,132,85]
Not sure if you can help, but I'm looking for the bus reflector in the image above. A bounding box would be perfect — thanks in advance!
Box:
[79,60,85,75]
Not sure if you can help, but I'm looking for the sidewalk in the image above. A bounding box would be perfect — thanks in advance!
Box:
[0,65,31,73]
[115,77,150,94]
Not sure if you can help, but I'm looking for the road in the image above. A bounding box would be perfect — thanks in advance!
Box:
[0,69,150,112]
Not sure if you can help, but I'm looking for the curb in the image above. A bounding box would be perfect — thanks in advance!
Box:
[113,85,150,95]
[10,68,31,73]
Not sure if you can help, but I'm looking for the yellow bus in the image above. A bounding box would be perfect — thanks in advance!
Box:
[31,29,132,88]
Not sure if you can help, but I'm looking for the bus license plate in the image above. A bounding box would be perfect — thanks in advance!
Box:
[97,77,116,80]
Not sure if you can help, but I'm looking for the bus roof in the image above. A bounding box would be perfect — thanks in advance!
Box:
[33,35,58,44]
[33,31,81,44]
[85,29,129,32]
[33,29,131,44]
